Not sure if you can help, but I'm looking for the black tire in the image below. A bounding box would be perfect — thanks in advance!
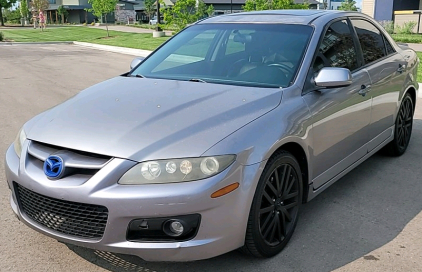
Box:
[241,151,303,258]
[383,93,414,156]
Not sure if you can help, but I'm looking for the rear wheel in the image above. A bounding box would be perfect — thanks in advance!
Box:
[383,93,414,156]
[241,151,303,257]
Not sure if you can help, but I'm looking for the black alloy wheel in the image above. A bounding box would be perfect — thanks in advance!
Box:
[241,151,303,257]
[384,93,414,156]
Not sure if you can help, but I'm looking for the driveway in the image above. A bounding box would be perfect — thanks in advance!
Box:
[0,44,421,272]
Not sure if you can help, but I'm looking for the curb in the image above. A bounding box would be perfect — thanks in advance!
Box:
[0,41,73,46]
[72,41,152,57]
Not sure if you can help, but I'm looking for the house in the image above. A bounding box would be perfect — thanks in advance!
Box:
[362,0,422,21]
[44,0,140,24]
[45,0,94,24]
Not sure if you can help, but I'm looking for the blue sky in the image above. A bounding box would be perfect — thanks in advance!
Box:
[356,0,362,8]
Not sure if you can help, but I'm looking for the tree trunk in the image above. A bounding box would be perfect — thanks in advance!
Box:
[0,6,5,27]
[105,15,109,37]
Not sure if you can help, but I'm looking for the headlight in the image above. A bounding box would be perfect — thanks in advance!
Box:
[119,155,236,185]
[13,128,27,158]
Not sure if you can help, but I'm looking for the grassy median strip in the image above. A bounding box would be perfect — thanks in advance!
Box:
[1,27,169,51]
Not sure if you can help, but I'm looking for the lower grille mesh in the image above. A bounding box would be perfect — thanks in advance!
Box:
[15,183,108,239]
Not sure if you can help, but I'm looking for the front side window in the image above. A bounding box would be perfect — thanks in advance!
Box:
[131,24,313,88]
[313,20,358,73]
[352,19,387,64]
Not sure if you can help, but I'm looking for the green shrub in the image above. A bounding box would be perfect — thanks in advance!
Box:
[379,20,394,34]
[0,32,3,42]
[395,21,417,34]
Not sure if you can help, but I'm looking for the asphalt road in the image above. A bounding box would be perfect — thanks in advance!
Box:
[0,44,421,272]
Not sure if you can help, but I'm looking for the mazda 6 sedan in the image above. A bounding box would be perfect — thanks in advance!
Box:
[5,10,418,261]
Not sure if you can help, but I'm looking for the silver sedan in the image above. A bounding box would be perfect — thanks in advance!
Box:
[5,10,418,261]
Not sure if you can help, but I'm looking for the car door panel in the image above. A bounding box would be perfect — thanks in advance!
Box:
[350,19,406,151]
[366,54,406,151]
[304,69,372,189]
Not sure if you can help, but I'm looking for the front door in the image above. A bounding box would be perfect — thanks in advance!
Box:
[303,19,372,190]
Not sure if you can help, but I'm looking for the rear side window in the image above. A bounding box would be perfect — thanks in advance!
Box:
[384,36,395,55]
[351,19,387,64]
[313,20,359,73]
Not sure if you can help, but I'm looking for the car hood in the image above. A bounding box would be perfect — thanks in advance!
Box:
[26,77,282,162]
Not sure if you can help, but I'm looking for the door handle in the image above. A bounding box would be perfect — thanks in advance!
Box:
[358,84,371,96]
[397,64,406,73]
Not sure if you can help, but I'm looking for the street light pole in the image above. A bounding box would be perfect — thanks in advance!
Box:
[156,0,162,31]
[230,0,233,13]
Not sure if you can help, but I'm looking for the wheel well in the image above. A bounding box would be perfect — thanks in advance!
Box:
[274,142,309,204]
[406,87,416,112]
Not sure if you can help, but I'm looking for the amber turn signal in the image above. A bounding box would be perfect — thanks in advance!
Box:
[211,182,240,198]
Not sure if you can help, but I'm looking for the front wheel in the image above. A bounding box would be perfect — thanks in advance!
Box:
[241,151,303,257]
[383,93,414,156]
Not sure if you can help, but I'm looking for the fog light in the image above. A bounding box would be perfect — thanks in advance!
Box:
[163,219,186,237]
[170,221,184,235]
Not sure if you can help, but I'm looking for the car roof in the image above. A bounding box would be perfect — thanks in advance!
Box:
[198,10,357,25]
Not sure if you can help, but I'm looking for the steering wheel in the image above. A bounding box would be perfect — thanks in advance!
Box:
[267,63,295,76]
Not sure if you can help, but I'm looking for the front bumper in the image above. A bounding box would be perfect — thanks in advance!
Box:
[5,142,262,261]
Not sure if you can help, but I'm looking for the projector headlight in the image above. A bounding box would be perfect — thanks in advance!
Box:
[118,155,236,185]
[13,128,27,158]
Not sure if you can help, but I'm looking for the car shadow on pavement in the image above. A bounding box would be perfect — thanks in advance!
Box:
[67,118,422,272]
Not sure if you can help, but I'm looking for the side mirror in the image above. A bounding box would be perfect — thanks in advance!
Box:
[314,67,352,88]
[130,57,145,70]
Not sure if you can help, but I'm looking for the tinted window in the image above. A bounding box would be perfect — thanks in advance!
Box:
[352,19,387,64]
[383,35,395,55]
[132,24,313,88]
[313,20,358,72]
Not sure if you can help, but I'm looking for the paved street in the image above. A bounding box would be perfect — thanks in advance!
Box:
[0,44,421,272]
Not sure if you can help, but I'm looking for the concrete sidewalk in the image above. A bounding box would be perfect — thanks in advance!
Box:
[407,43,422,52]
[87,25,173,36]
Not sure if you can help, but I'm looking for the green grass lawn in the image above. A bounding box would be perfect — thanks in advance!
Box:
[392,33,422,44]
[0,27,169,51]
[417,52,422,82]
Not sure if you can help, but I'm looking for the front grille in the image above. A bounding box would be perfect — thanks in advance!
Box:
[15,183,108,239]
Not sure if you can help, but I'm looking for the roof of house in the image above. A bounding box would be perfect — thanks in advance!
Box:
[294,0,321,4]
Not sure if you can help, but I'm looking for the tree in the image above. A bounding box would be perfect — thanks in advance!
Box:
[144,0,154,21]
[161,0,213,32]
[20,0,30,20]
[86,0,117,37]
[243,0,308,11]
[338,0,357,11]
[0,0,18,26]
[57,5,68,24]
[29,0,49,12]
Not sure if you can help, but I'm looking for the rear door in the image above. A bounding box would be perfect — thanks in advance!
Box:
[303,19,372,189]
[350,19,407,151]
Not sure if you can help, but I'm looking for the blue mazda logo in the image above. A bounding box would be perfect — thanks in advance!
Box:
[43,155,65,179]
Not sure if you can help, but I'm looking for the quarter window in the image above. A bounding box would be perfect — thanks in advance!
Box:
[383,36,395,55]
[313,20,358,72]
[352,19,387,64]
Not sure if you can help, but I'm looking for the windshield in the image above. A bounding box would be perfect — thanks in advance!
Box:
[131,23,313,88]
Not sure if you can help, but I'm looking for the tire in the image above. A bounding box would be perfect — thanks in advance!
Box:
[383,93,414,156]
[241,151,303,258]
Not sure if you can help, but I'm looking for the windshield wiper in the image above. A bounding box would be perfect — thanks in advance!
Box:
[130,74,145,78]
[189,78,207,83]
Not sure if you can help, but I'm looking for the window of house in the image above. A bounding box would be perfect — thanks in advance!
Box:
[352,19,387,64]
[313,20,358,73]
